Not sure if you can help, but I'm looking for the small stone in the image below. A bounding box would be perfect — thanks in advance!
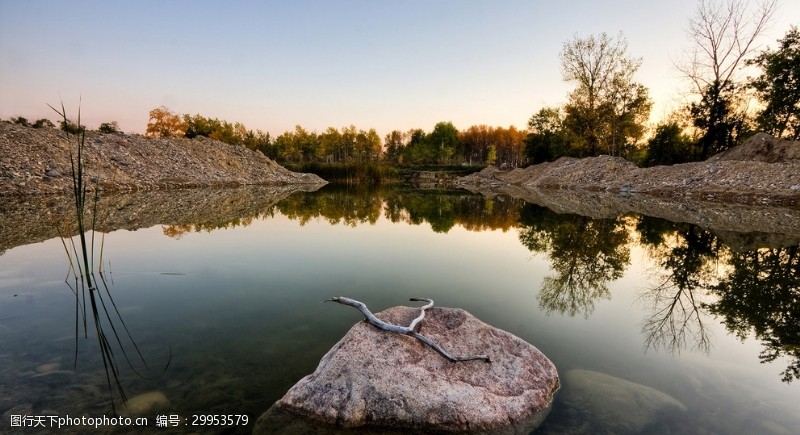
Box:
[123,391,170,416]
[35,362,60,374]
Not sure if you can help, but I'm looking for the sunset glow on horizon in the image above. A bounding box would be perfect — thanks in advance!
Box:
[1,0,798,138]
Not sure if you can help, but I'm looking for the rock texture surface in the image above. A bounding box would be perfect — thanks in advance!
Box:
[256,306,559,434]
[457,133,800,207]
[0,122,326,195]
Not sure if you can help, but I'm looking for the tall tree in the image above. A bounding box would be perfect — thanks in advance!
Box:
[459,125,494,165]
[679,0,776,158]
[525,107,569,163]
[560,32,651,157]
[383,130,406,164]
[748,26,800,140]
[428,121,459,164]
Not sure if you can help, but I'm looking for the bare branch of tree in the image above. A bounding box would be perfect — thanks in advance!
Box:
[677,0,776,94]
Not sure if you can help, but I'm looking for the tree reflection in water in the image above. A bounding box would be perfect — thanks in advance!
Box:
[636,216,800,383]
[518,204,630,318]
[157,186,799,383]
[635,218,722,355]
[707,246,800,383]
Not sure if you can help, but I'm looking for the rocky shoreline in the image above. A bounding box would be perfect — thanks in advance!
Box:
[0,122,326,196]
[456,133,800,207]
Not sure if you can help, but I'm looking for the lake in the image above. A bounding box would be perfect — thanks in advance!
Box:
[1,185,798,434]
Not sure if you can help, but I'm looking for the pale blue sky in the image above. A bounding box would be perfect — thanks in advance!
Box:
[1,0,797,137]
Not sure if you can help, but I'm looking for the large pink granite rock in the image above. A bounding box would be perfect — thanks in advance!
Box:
[255,306,559,433]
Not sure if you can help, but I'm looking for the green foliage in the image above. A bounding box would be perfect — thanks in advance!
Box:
[285,162,399,185]
[485,145,497,165]
[33,118,55,128]
[428,121,459,164]
[643,121,695,166]
[748,26,800,140]
[60,118,86,134]
[11,116,30,127]
[98,121,121,134]
[690,80,747,159]
[525,107,570,163]
[269,124,381,164]
[181,113,271,155]
[559,32,652,158]
[383,130,406,164]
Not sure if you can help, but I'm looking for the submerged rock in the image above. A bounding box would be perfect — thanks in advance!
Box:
[559,369,687,434]
[255,306,559,433]
[123,391,170,416]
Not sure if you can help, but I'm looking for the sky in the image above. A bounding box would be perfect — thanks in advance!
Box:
[1,0,798,138]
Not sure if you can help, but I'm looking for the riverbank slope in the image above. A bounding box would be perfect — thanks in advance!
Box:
[0,121,326,195]
[457,133,800,207]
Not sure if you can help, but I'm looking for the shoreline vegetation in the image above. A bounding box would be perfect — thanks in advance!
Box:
[1,121,798,207]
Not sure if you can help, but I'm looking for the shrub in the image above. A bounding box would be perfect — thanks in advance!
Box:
[98,121,122,134]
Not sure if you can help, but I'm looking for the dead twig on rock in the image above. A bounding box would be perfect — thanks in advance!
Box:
[325,296,490,363]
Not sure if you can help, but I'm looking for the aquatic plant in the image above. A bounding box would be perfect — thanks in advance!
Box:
[49,102,153,414]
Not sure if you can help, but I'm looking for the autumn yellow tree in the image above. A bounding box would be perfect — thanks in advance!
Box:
[146,106,186,138]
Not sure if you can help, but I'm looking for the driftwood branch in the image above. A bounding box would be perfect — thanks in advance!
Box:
[325,296,490,363]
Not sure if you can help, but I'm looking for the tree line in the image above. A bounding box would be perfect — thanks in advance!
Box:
[144,107,528,167]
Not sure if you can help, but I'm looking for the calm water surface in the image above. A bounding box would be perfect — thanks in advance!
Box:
[0,186,798,434]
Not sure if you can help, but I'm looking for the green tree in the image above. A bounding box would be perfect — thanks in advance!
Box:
[560,32,651,157]
[319,127,342,163]
[403,128,434,164]
[244,129,272,156]
[525,107,569,163]
[748,26,800,140]
[355,128,381,162]
[183,113,220,138]
[383,130,406,164]
[340,125,358,163]
[690,80,747,158]
[428,121,459,164]
[485,145,497,165]
[293,125,319,162]
[644,121,695,166]
[274,130,302,162]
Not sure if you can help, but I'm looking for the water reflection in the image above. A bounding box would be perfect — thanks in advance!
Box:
[636,220,719,355]
[518,205,630,318]
[708,246,800,383]
[4,185,800,387]
[634,217,800,383]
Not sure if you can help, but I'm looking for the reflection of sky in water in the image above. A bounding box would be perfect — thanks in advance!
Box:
[1,207,798,433]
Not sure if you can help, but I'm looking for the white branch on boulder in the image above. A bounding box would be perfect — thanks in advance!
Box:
[326,296,491,363]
